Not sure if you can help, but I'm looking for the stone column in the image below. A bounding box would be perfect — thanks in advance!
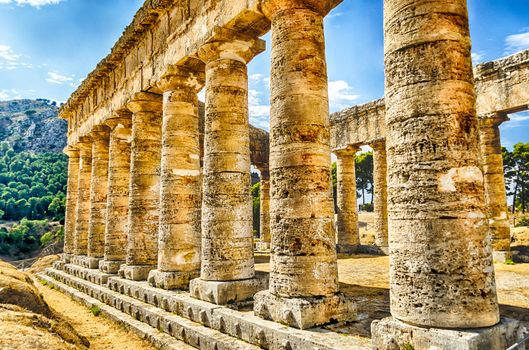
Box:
[479,113,511,263]
[372,141,388,253]
[189,33,268,305]
[72,140,92,262]
[99,114,132,274]
[371,0,517,348]
[254,0,356,330]
[119,92,163,281]
[86,126,110,269]
[147,65,205,290]
[335,148,360,253]
[259,168,271,249]
[62,146,80,263]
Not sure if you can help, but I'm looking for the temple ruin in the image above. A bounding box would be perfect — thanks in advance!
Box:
[41,0,529,349]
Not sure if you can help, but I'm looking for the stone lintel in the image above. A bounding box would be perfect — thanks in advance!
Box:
[190,272,268,305]
[479,112,510,128]
[98,260,125,275]
[147,269,200,291]
[254,291,357,330]
[119,265,156,281]
[371,317,526,350]
[493,251,513,264]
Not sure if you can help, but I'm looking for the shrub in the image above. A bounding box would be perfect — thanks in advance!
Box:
[516,216,529,227]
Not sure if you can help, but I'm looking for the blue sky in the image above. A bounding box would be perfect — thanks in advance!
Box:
[0,0,528,148]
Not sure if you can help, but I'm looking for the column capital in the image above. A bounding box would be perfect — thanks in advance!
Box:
[334,145,359,157]
[479,113,509,128]
[261,0,340,18]
[88,125,111,143]
[198,27,265,64]
[105,110,132,130]
[157,63,205,93]
[370,140,386,152]
[126,92,163,114]
[63,145,80,158]
[76,137,93,151]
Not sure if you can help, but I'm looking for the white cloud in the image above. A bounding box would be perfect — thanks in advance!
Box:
[502,111,529,129]
[46,71,74,85]
[248,89,270,130]
[505,31,529,55]
[0,45,20,61]
[0,44,33,70]
[328,80,359,112]
[0,90,9,100]
[471,52,485,63]
[0,0,64,7]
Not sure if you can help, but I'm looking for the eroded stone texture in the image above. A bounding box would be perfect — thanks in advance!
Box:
[335,148,360,253]
[479,114,511,261]
[86,126,110,269]
[99,115,132,274]
[63,146,80,262]
[121,92,163,281]
[259,169,271,246]
[147,66,204,290]
[382,0,499,329]
[254,0,355,330]
[73,141,92,257]
[372,141,388,250]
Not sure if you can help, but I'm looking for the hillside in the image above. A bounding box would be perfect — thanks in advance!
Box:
[0,99,67,153]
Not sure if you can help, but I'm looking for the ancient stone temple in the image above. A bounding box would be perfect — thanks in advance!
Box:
[43,0,529,349]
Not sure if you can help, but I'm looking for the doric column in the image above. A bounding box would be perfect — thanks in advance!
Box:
[479,113,511,263]
[371,141,388,252]
[86,126,110,269]
[189,32,268,305]
[119,92,163,281]
[62,146,80,263]
[259,168,271,247]
[99,113,132,274]
[254,0,356,330]
[335,147,360,253]
[147,64,205,290]
[371,0,508,348]
[73,140,92,260]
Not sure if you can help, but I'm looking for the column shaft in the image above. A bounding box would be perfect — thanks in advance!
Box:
[335,150,360,251]
[383,0,498,328]
[260,170,271,244]
[63,147,80,260]
[87,128,110,267]
[100,118,132,273]
[73,143,92,257]
[479,115,511,260]
[372,142,388,249]
[122,92,163,281]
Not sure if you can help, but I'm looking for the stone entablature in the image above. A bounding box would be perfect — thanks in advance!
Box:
[331,49,529,151]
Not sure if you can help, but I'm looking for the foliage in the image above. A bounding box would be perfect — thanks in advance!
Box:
[0,218,50,258]
[516,216,529,227]
[503,143,529,213]
[0,142,67,222]
[90,305,101,317]
[356,151,373,205]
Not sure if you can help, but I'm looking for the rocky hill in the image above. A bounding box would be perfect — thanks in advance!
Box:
[0,99,67,153]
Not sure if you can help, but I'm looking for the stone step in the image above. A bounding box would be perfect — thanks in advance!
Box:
[36,273,194,350]
[42,268,262,350]
[45,265,369,350]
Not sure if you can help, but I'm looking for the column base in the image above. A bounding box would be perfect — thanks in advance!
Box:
[71,255,87,266]
[255,241,271,252]
[147,269,199,290]
[253,291,357,330]
[371,317,526,350]
[376,246,389,255]
[189,271,268,305]
[98,260,124,274]
[85,257,102,269]
[336,244,361,254]
[493,250,513,263]
[118,264,156,281]
[62,253,73,263]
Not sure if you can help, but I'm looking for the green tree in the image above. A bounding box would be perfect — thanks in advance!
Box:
[503,143,529,213]
[356,151,374,207]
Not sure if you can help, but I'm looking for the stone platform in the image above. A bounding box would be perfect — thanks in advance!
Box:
[40,265,369,350]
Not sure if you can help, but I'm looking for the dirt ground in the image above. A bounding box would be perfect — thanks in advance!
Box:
[35,281,157,350]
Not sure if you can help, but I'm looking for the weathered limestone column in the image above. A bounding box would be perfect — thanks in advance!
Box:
[259,168,271,249]
[99,114,132,274]
[335,147,360,253]
[119,92,163,281]
[372,141,388,252]
[371,1,522,348]
[86,126,110,269]
[72,140,92,262]
[254,0,356,330]
[147,65,205,290]
[479,113,511,263]
[62,146,80,264]
[189,33,268,305]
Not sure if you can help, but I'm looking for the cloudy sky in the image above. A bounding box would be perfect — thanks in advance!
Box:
[0,0,528,148]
